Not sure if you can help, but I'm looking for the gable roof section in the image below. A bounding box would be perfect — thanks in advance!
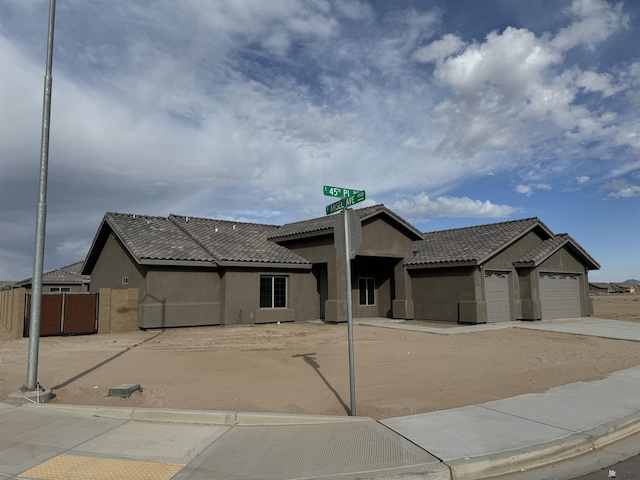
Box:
[169,215,310,268]
[408,217,551,268]
[83,212,311,274]
[15,261,90,287]
[268,204,423,242]
[83,212,216,273]
[514,234,601,270]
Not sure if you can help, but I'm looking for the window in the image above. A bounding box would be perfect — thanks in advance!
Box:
[61,287,71,292]
[260,276,287,308]
[122,277,129,285]
[50,287,60,292]
[359,277,375,306]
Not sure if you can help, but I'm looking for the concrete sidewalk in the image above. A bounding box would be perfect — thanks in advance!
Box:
[2,318,640,479]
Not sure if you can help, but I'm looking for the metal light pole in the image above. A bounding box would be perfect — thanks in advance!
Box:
[343,208,356,416]
[24,0,57,394]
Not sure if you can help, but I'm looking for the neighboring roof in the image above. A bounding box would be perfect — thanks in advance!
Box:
[589,283,611,289]
[514,234,600,270]
[169,215,310,267]
[83,212,311,274]
[268,204,423,242]
[408,217,550,268]
[14,261,90,287]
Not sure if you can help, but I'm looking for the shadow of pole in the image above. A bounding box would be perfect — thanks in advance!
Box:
[50,331,164,391]
[293,353,351,415]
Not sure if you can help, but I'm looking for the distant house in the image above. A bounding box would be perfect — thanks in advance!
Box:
[11,261,90,293]
[82,205,600,329]
[589,283,611,295]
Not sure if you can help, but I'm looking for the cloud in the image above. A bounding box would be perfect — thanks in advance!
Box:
[606,183,640,198]
[392,193,518,218]
[516,184,551,196]
[414,34,465,63]
[577,175,590,184]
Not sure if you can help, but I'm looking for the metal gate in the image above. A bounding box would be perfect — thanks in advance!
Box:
[24,293,99,337]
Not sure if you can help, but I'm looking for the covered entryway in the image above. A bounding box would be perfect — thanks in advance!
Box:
[540,273,581,319]
[24,293,99,336]
[485,271,511,322]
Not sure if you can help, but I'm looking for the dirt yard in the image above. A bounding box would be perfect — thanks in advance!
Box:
[1,295,638,420]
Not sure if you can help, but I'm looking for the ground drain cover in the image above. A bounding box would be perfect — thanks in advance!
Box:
[107,383,143,398]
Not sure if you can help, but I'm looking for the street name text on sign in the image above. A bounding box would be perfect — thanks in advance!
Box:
[323,185,363,198]
[325,190,366,215]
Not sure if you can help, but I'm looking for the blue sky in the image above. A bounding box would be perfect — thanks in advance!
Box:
[0,0,638,282]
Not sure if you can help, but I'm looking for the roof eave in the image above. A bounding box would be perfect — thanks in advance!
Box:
[406,260,479,270]
[139,259,217,267]
[217,260,312,270]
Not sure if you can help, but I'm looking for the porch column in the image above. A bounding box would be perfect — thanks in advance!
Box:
[392,259,414,319]
[324,254,349,323]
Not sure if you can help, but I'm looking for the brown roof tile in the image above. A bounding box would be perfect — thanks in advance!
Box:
[169,215,310,265]
[105,213,215,263]
[409,217,547,267]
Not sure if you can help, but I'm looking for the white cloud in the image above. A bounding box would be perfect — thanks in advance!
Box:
[414,34,465,63]
[608,185,640,198]
[577,175,590,184]
[552,0,629,51]
[393,193,517,218]
[516,185,533,196]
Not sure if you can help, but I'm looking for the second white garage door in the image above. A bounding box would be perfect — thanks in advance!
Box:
[540,273,581,319]
[485,271,511,322]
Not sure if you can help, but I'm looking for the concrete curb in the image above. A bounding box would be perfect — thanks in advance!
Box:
[22,403,373,426]
[444,410,640,479]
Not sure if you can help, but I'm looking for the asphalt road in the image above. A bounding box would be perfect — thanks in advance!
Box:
[570,453,640,479]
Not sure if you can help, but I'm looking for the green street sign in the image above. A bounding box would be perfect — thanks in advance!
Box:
[325,190,366,215]
[323,185,362,198]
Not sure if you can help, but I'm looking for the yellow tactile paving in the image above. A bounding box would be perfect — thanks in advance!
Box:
[19,454,185,480]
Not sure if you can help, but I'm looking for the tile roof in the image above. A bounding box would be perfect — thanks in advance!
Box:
[14,261,90,286]
[408,217,546,267]
[268,204,423,241]
[169,215,310,265]
[514,233,600,269]
[105,213,215,264]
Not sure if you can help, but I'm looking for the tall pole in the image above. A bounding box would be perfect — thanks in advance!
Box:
[343,208,356,416]
[25,0,57,391]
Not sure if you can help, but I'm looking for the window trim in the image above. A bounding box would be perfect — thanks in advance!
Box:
[260,275,288,309]
[358,277,375,306]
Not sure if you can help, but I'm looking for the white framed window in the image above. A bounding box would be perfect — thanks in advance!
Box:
[359,277,375,306]
[122,277,129,285]
[50,287,60,292]
[260,276,287,308]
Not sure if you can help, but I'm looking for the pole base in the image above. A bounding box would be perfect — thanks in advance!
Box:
[9,384,54,404]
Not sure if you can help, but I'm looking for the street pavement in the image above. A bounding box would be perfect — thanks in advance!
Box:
[2,317,639,480]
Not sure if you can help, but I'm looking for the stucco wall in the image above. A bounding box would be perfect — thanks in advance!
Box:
[220,268,317,325]
[139,268,221,328]
[89,233,146,293]
[410,266,478,322]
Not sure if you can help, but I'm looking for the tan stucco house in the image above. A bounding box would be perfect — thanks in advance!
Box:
[7,261,90,293]
[82,205,599,329]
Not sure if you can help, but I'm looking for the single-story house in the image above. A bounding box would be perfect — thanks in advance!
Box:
[589,282,612,294]
[9,261,90,293]
[82,205,600,329]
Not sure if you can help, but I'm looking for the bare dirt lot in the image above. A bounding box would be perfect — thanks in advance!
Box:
[1,295,638,420]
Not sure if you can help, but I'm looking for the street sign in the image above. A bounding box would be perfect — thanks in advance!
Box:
[334,209,362,260]
[325,190,366,215]
[323,185,362,198]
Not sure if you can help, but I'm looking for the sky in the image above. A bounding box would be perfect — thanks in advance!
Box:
[0,0,639,283]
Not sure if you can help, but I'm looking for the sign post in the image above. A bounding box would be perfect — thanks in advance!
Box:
[324,185,365,416]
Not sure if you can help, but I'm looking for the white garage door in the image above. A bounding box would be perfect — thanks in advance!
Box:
[485,271,511,322]
[540,273,581,319]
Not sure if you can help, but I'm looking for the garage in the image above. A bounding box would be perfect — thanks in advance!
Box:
[485,271,511,322]
[540,273,581,319]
